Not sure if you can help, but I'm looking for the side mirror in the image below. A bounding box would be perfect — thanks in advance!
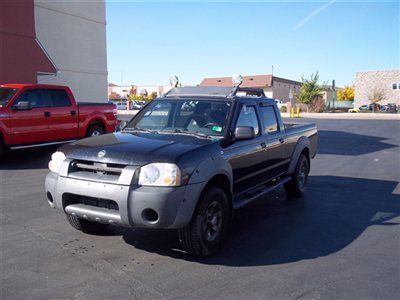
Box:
[12,101,31,111]
[234,126,255,141]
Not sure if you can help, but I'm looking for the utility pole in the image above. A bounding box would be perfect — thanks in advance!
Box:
[271,65,274,76]
[332,79,336,109]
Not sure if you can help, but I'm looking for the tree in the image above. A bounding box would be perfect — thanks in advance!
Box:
[109,92,120,99]
[150,92,158,100]
[368,88,385,112]
[337,85,354,101]
[295,72,326,112]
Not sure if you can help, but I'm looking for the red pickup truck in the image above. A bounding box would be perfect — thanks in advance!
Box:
[0,84,117,156]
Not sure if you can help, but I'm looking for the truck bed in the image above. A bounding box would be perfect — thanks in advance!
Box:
[284,122,318,159]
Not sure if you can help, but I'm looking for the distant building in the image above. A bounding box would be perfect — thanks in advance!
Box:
[0,0,108,102]
[200,74,302,102]
[108,83,134,99]
[135,85,173,98]
[354,70,400,107]
[107,83,173,99]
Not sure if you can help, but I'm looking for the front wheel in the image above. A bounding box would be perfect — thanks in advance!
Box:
[86,125,104,137]
[178,185,230,256]
[66,214,109,233]
[284,154,309,198]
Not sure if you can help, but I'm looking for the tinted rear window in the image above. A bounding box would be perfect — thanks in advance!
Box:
[48,89,71,107]
[260,105,279,134]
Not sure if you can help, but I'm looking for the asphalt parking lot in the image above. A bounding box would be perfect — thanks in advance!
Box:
[1,118,399,299]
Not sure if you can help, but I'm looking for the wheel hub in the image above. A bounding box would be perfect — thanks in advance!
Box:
[298,161,308,188]
[203,201,222,242]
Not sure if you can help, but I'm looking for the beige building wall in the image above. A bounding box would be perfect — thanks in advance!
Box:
[354,70,400,107]
[271,79,301,102]
[34,0,108,102]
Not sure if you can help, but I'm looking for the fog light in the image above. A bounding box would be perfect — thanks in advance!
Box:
[142,208,159,223]
[47,192,54,207]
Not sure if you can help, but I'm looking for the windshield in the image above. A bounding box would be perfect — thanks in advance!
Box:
[0,87,18,107]
[125,99,232,137]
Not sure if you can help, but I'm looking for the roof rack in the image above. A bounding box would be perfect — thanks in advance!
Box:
[163,86,266,99]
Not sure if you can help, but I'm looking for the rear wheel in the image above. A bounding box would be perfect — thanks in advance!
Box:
[86,125,104,137]
[284,154,309,198]
[178,185,230,256]
[66,214,109,233]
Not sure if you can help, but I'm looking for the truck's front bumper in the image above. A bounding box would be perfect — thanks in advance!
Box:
[45,172,203,229]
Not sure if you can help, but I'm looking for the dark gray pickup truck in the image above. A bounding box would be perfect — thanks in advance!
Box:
[45,86,317,256]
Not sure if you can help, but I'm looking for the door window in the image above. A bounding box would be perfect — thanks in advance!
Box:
[236,105,260,135]
[16,89,51,108]
[48,89,71,107]
[260,105,279,134]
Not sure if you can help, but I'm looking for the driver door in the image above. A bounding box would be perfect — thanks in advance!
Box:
[9,88,53,145]
[225,102,266,196]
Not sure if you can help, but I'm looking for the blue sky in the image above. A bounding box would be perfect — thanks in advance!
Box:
[106,1,399,87]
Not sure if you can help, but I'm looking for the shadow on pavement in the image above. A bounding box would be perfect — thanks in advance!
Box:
[0,146,57,170]
[318,130,397,156]
[120,175,400,266]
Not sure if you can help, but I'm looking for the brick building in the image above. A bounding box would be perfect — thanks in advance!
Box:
[354,70,400,107]
[0,0,108,102]
[200,74,301,102]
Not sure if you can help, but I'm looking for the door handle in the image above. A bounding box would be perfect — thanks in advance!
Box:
[44,112,51,117]
[260,142,267,148]
[71,110,76,116]
[279,138,285,144]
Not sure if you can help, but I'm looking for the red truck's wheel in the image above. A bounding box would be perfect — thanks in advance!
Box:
[0,138,4,157]
[86,125,104,137]
[285,154,309,198]
[178,185,230,256]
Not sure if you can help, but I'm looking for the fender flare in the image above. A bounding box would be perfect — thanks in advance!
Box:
[287,136,310,175]
[82,114,107,134]
[187,156,233,190]
[172,157,233,227]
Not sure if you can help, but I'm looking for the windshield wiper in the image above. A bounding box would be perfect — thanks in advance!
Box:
[159,129,215,139]
[123,127,158,134]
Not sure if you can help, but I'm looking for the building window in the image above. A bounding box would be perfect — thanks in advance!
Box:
[393,83,398,90]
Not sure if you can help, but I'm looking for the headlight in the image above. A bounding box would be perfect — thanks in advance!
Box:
[48,151,66,174]
[138,163,181,186]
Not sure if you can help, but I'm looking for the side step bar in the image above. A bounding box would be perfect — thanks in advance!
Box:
[233,176,291,209]
[10,140,77,150]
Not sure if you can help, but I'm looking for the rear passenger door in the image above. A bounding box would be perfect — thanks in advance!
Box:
[46,89,78,141]
[259,103,290,179]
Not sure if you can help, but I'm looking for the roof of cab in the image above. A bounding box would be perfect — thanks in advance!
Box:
[163,86,273,101]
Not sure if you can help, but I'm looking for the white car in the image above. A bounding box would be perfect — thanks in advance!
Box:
[274,99,287,110]
[114,101,127,110]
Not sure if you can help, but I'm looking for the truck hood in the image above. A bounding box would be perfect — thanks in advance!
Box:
[60,131,216,166]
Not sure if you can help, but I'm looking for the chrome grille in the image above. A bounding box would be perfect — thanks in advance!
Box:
[70,160,125,176]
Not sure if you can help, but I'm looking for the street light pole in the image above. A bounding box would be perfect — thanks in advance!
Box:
[332,79,336,110]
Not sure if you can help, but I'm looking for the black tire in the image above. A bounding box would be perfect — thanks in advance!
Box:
[178,185,230,257]
[0,137,4,158]
[284,154,309,198]
[86,125,104,137]
[66,214,109,233]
